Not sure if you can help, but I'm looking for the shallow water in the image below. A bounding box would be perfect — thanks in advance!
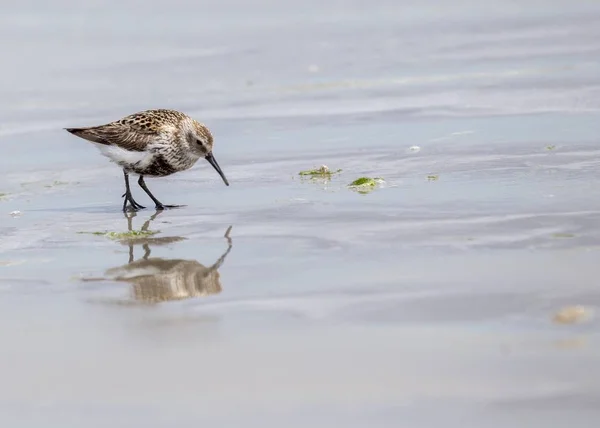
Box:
[2,1,600,427]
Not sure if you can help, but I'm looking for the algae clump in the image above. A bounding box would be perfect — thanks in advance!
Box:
[78,230,159,240]
[349,177,376,186]
[299,165,342,178]
[105,230,158,239]
[551,232,575,239]
[347,177,384,194]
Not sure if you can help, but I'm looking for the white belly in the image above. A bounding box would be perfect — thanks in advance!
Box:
[93,143,155,170]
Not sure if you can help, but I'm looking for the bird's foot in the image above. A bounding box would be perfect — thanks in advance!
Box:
[124,204,145,212]
[123,203,145,212]
[155,204,186,211]
[122,193,146,211]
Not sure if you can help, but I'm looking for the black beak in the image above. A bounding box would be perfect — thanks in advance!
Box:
[205,153,229,186]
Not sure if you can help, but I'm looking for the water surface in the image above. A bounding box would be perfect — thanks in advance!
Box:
[1,1,600,427]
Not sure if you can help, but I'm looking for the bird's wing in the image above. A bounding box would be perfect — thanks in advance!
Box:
[65,122,164,152]
[66,110,184,152]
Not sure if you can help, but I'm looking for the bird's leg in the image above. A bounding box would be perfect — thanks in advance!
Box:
[122,170,145,211]
[137,176,183,210]
[137,175,163,209]
[142,243,151,260]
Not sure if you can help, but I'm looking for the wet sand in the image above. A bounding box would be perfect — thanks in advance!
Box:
[2,1,600,427]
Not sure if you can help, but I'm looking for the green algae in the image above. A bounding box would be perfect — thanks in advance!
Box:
[427,174,439,181]
[106,230,158,239]
[551,232,575,239]
[349,177,376,186]
[299,165,342,178]
[78,230,159,240]
[546,145,556,151]
[347,177,384,194]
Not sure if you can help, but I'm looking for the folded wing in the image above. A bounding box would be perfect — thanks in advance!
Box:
[65,121,161,152]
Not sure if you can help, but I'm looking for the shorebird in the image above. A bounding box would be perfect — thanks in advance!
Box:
[65,109,229,211]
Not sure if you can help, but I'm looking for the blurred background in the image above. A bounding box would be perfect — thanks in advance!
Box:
[1,1,600,427]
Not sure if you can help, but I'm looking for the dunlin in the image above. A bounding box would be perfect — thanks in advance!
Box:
[65,109,229,211]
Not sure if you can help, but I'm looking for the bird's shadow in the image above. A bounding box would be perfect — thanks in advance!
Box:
[82,210,233,306]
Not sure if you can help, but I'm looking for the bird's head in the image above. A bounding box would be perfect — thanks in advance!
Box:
[183,119,229,186]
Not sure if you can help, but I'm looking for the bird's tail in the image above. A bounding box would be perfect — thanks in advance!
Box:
[65,127,81,134]
[64,127,106,144]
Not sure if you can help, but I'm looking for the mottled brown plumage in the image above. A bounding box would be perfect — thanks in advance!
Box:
[65,109,229,211]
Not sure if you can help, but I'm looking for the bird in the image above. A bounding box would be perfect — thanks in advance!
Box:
[65,109,229,211]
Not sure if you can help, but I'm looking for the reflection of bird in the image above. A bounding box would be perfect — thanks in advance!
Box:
[65,109,229,211]
[81,211,233,305]
[106,225,233,304]
[108,259,223,303]
[119,210,186,263]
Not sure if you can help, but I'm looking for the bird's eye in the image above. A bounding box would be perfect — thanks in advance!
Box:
[196,139,203,146]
